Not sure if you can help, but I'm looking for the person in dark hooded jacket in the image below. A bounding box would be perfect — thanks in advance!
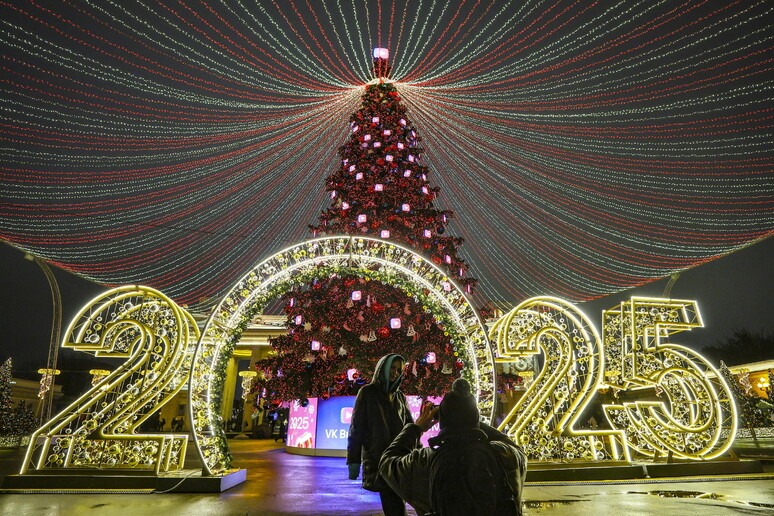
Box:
[347,353,415,516]
[379,378,527,516]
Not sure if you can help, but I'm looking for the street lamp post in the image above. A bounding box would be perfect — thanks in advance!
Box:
[24,253,62,425]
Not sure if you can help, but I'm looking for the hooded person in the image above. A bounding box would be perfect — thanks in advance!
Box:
[379,378,527,516]
[347,353,415,516]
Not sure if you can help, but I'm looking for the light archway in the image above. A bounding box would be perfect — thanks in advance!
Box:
[191,236,493,474]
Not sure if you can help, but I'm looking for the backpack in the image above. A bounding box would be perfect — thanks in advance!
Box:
[428,436,520,516]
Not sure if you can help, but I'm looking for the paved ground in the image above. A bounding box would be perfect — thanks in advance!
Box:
[1,438,773,515]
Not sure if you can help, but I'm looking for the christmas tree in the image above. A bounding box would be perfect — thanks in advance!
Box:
[255,50,477,403]
[719,361,770,429]
[0,358,15,435]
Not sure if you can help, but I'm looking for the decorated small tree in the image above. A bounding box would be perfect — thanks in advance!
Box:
[719,361,770,429]
[255,51,477,403]
[0,358,13,435]
[0,358,38,439]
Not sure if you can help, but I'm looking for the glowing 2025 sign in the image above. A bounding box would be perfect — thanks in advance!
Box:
[19,250,737,479]
[491,296,737,462]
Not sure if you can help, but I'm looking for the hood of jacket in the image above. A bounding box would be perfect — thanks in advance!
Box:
[371,353,405,394]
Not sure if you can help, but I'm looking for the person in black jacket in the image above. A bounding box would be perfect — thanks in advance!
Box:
[379,378,527,516]
[347,353,414,516]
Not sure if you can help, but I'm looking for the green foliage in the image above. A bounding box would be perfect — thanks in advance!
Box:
[719,361,772,428]
[0,358,37,436]
[702,329,774,367]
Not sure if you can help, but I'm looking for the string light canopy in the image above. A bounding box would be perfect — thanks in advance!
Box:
[1,1,772,309]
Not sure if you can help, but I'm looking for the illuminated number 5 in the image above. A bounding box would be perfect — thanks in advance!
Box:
[602,298,737,460]
[21,286,199,474]
[490,297,628,462]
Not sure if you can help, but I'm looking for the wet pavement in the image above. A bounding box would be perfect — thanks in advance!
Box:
[1,439,773,515]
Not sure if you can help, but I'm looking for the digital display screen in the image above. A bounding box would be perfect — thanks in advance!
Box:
[287,395,442,450]
[407,395,442,447]
[315,396,355,450]
[287,398,318,449]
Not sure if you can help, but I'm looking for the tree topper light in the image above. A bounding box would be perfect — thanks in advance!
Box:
[373,47,389,59]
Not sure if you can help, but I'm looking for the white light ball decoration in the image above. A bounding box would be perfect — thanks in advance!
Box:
[399,118,406,126]
[372,47,389,59]
[372,116,380,123]
[363,134,371,141]
[390,318,402,329]
[385,155,393,162]
[397,142,404,149]
[402,203,411,212]
[311,340,321,351]
[373,141,381,148]
[341,202,350,210]
[426,352,437,364]
[383,130,391,136]
[403,169,411,177]
[442,282,452,292]
[423,229,432,238]
[295,315,303,325]
[357,214,367,223]
[349,165,356,172]
[380,230,390,238]
[445,255,452,264]
[351,290,362,301]
[355,173,363,180]
[374,184,383,191]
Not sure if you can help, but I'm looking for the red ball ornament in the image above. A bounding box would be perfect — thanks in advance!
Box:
[423,243,430,249]
[377,326,390,338]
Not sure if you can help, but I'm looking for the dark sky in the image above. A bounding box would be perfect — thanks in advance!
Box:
[2,235,772,377]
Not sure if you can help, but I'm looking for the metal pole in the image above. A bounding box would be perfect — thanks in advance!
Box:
[24,253,62,425]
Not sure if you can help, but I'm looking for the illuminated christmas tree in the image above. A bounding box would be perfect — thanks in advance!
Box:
[255,50,477,403]
[719,361,770,429]
[0,358,14,435]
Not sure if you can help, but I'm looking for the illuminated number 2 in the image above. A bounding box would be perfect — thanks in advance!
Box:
[490,297,628,462]
[21,286,199,474]
[602,298,737,460]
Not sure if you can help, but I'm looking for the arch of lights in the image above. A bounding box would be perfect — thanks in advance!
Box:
[192,236,493,475]
[491,296,737,462]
